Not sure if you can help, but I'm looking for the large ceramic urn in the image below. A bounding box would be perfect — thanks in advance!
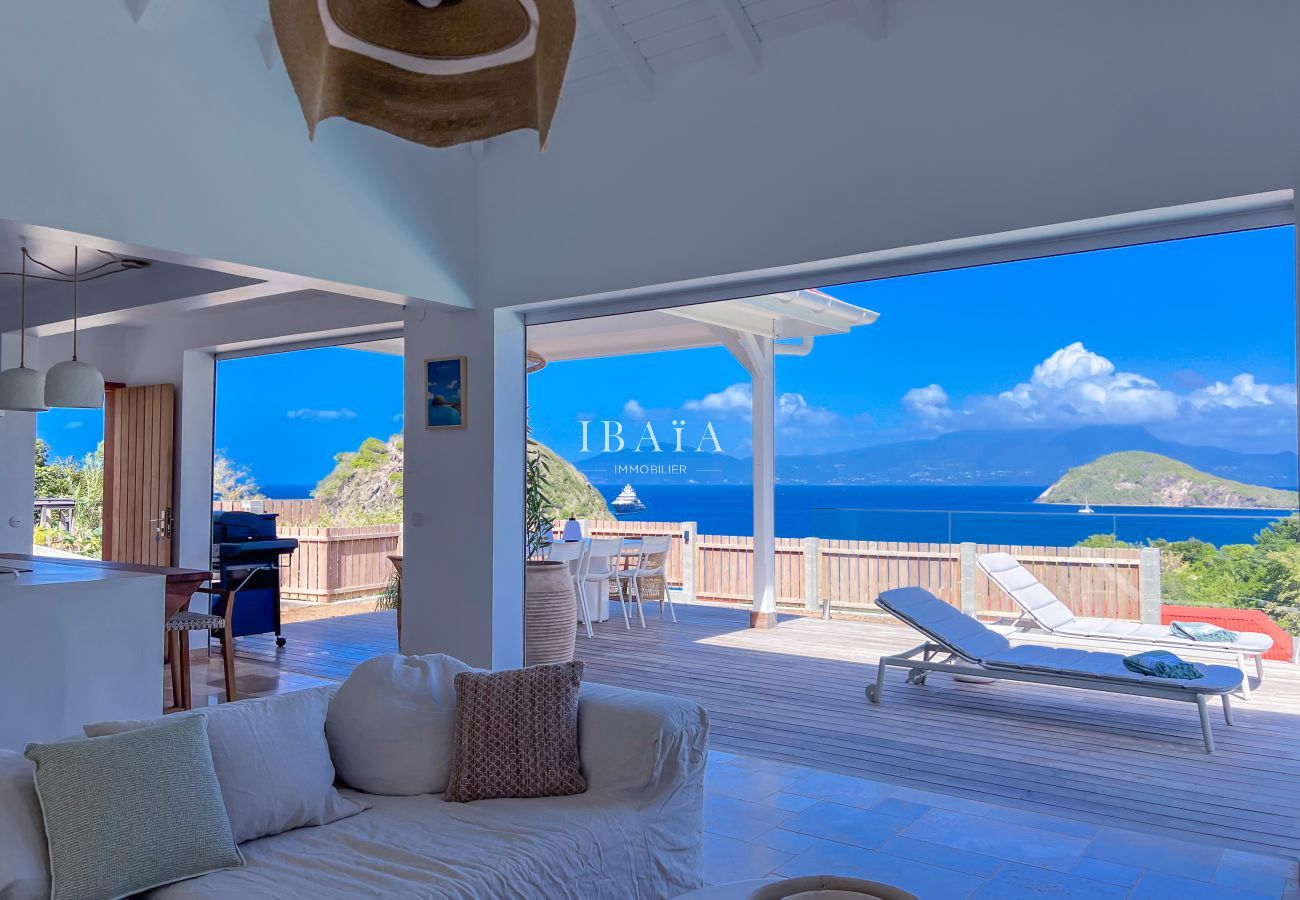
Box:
[525,560,577,665]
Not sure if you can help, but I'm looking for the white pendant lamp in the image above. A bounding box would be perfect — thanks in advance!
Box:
[44,246,104,409]
[0,249,48,412]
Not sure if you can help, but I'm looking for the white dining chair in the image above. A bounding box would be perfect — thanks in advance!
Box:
[618,535,674,623]
[546,541,590,637]
[581,537,627,629]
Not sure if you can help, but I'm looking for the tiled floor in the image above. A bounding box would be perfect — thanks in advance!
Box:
[701,750,1300,900]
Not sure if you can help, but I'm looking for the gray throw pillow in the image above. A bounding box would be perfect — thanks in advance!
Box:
[25,715,243,900]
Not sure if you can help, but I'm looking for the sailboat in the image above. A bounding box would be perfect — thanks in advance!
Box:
[1078,497,1095,515]
[611,484,646,514]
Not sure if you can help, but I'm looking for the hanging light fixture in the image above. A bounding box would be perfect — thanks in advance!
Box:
[45,246,105,409]
[0,249,48,412]
[270,0,575,149]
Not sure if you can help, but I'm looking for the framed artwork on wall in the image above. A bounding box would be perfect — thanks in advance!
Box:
[425,356,466,429]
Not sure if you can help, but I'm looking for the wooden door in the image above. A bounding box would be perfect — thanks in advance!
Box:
[103,384,175,566]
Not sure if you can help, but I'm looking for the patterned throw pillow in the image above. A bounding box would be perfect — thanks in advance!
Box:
[444,661,587,803]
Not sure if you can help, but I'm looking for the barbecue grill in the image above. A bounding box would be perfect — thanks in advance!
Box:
[211,510,298,646]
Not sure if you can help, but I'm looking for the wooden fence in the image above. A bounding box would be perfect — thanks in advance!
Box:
[213,499,321,524]
[275,525,402,603]
[211,502,1154,618]
[575,519,1155,622]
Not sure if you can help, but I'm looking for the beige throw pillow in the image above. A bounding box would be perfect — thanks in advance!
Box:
[444,661,587,803]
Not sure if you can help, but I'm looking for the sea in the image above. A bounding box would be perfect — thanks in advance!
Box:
[263,482,1297,547]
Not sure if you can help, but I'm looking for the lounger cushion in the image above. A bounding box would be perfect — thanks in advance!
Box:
[878,588,1010,663]
[979,553,1274,654]
[983,645,1242,693]
[977,553,1078,630]
[1058,618,1273,653]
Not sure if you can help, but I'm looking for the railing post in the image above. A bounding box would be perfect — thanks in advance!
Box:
[802,537,820,612]
[959,542,977,614]
[681,521,697,603]
[1139,547,1162,624]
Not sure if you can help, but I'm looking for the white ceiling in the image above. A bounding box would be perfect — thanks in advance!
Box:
[565,0,878,100]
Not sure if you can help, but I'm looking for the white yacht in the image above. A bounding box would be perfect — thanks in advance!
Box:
[611,484,646,514]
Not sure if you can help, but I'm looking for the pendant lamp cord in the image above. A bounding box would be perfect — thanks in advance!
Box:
[18,249,26,368]
[72,246,79,361]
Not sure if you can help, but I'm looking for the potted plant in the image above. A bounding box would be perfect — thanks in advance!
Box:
[524,436,578,665]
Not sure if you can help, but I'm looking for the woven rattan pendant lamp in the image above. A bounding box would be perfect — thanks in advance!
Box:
[270,0,575,149]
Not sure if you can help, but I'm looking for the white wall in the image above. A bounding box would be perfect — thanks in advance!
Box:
[0,335,36,554]
[0,1,477,307]
[478,0,1300,307]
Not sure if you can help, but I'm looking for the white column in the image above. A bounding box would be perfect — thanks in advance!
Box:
[711,326,778,629]
[750,337,776,627]
[176,350,216,571]
[401,305,526,669]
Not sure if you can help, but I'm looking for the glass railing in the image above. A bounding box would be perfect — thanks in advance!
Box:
[810,506,1292,547]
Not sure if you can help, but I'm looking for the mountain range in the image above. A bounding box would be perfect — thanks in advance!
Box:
[574,425,1298,488]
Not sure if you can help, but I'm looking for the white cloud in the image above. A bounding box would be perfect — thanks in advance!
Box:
[63,420,85,430]
[902,384,952,428]
[391,413,404,424]
[684,383,753,417]
[985,342,1179,426]
[1185,374,1296,411]
[286,408,358,422]
[623,399,646,419]
[777,392,839,428]
[899,342,1296,451]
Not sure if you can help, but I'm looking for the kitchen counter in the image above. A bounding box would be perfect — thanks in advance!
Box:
[0,555,171,748]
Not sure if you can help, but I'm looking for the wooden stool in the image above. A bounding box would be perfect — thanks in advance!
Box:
[166,586,238,711]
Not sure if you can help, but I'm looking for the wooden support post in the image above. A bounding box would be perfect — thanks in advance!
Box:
[959,542,977,614]
[681,521,698,603]
[803,537,820,612]
[1139,546,1162,624]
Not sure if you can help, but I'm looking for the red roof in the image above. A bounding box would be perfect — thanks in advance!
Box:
[1161,605,1293,661]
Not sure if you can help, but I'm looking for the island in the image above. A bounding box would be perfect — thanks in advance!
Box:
[0,556,169,748]
[1036,451,1299,508]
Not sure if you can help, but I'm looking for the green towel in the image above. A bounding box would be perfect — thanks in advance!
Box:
[1124,650,1203,680]
[1171,620,1238,643]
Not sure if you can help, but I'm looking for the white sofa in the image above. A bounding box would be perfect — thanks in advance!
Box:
[7,681,710,900]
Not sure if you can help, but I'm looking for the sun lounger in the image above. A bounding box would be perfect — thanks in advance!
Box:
[870,587,1241,752]
[977,551,1273,698]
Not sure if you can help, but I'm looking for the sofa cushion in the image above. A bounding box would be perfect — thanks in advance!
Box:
[445,661,586,803]
[0,750,51,900]
[85,686,366,844]
[26,715,243,900]
[326,653,472,795]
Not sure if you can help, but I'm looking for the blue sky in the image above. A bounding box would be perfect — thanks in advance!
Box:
[530,226,1298,461]
[36,226,1297,488]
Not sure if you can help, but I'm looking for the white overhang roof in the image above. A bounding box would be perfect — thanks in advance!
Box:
[526,290,878,364]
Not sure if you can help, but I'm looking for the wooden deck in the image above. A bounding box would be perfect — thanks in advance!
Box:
[236,603,1300,861]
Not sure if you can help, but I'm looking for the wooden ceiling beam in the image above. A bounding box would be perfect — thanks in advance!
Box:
[578,0,655,102]
[708,0,762,73]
